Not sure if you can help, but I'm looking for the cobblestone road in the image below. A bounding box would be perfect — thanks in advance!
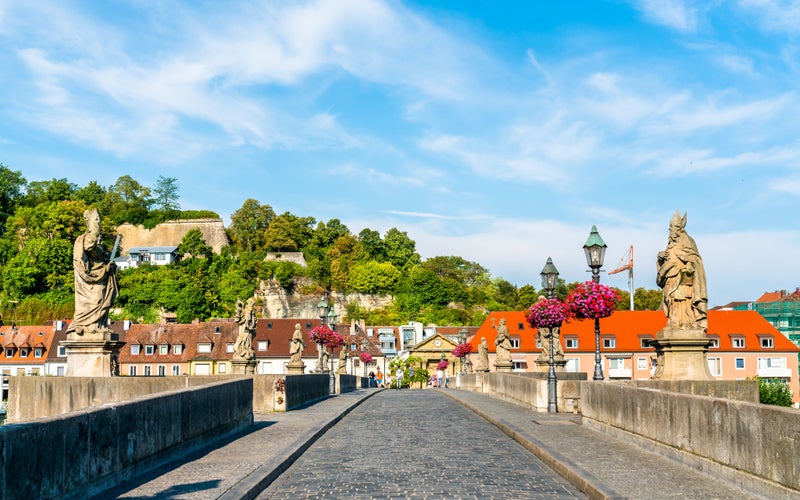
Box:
[257,389,585,499]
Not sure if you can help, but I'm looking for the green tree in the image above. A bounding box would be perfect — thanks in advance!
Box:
[383,228,420,269]
[23,178,76,205]
[74,180,107,206]
[358,228,385,261]
[104,175,152,225]
[177,229,212,259]
[633,288,663,310]
[153,175,180,211]
[229,199,275,252]
[263,212,315,252]
[516,284,540,310]
[0,164,26,235]
[348,261,401,294]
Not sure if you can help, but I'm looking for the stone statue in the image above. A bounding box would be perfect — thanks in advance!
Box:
[475,337,490,372]
[320,346,330,372]
[336,347,348,374]
[233,297,257,360]
[66,208,118,338]
[289,323,305,363]
[493,317,512,364]
[656,211,708,331]
[539,326,564,359]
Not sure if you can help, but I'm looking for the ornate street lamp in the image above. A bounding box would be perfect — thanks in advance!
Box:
[583,225,607,381]
[540,257,559,413]
[328,309,338,378]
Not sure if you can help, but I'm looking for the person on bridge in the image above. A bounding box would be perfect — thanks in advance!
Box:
[395,367,403,389]
[376,369,384,387]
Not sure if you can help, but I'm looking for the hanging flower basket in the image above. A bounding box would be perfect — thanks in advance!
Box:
[309,325,345,348]
[437,359,448,371]
[359,351,373,364]
[525,297,570,329]
[452,342,473,358]
[566,281,620,319]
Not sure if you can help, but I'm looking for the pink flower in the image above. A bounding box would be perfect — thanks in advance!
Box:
[309,325,345,348]
[359,351,373,363]
[566,281,620,319]
[452,342,473,357]
[526,297,570,328]
[437,359,448,370]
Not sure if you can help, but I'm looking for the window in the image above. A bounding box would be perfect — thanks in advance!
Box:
[197,343,212,353]
[609,358,625,370]
[218,363,227,374]
[20,348,29,358]
[510,337,520,349]
[758,357,786,369]
[159,344,169,355]
[58,345,67,357]
[226,343,235,353]
[57,366,65,376]
[145,345,155,355]
[566,358,580,372]
[565,338,578,349]
[306,322,312,328]
[129,365,138,376]
[258,341,268,351]
[131,344,141,355]
[760,337,774,348]
[536,337,542,349]
[4,348,13,357]
[144,365,151,376]
[518,322,525,330]
[603,338,616,349]
[172,365,180,375]
[34,347,43,358]
[640,338,653,348]
[707,357,721,376]
[732,337,745,348]
[708,337,719,348]
[735,358,745,370]
[637,357,648,370]
[173,344,183,355]
[351,343,357,351]
[512,361,526,371]
[158,365,165,376]
[267,322,272,329]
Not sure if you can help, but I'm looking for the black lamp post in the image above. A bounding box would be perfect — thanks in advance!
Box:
[328,309,338,381]
[540,257,560,413]
[583,225,607,381]
[316,299,329,373]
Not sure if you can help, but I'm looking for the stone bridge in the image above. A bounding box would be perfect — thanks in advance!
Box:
[2,374,798,499]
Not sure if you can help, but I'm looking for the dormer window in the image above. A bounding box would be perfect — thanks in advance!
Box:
[173,344,184,355]
[602,337,616,349]
[214,326,221,334]
[732,336,745,349]
[708,337,719,349]
[197,343,212,353]
[159,344,169,355]
[518,323,524,330]
[131,344,141,355]
[760,336,774,349]
[565,337,578,349]
[510,337,520,349]
[34,347,43,358]
[20,347,29,358]
[640,337,654,348]
[5,347,14,357]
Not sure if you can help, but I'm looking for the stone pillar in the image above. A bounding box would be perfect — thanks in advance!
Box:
[650,327,714,380]
[231,359,257,375]
[535,357,567,373]
[286,361,306,375]
[64,334,125,377]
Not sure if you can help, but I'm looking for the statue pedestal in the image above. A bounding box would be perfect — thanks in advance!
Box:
[536,356,567,373]
[651,327,714,380]
[63,337,125,377]
[287,361,306,375]
[494,360,514,372]
[231,358,257,374]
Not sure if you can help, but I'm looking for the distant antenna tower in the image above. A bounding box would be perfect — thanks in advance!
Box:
[608,245,634,310]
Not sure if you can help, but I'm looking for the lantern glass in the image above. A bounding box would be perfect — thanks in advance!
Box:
[317,299,329,319]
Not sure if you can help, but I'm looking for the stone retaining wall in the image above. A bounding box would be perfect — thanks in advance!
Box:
[0,378,253,499]
[582,381,799,494]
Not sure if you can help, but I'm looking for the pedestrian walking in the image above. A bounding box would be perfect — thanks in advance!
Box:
[436,367,444,388]
[395,367,403,390]
[376,369,384,387]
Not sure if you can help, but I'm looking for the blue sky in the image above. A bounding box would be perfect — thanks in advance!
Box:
[2,0,799,307]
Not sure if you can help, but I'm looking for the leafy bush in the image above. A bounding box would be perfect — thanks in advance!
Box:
[757,377,793,407]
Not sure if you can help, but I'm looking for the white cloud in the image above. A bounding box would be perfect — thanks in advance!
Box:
[738,0,800,35]
[631,0,700,33]
[645,147,800,176]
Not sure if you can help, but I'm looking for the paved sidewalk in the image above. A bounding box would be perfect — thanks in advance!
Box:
[93,389,378,500]
[443,389,774,499]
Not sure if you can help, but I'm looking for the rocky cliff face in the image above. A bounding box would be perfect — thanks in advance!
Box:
[115,219,229,254]
[256,278,393,319]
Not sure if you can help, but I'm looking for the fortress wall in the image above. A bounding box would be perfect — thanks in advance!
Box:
[115,219,229,255]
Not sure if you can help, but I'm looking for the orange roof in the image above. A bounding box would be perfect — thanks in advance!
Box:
[472,310,800,354]
[757,291,784,303]
[0,325,56,363]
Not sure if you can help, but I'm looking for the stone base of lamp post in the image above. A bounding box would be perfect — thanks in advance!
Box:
[231,358,257,374]
[650,327,714,380]
[63,339,125,377]
[494,360,514,372]
[286,361,306,375]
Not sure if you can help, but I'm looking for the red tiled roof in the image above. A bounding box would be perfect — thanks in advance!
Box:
[0,325,56,363]
[757,291,784,303]
[471,310,800,354]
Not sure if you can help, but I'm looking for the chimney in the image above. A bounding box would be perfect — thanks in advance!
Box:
[124,319,131,331]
